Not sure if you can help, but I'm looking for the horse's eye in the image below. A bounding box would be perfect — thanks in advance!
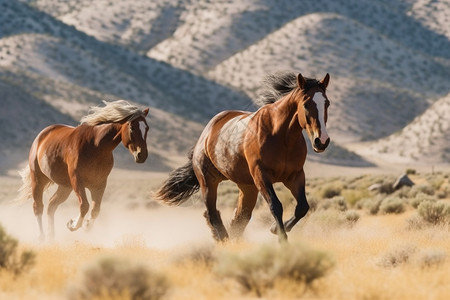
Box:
[325,100,330,107]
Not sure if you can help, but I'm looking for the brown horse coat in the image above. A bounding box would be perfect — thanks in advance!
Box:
[19,100,149,241]
[156,72,331,242]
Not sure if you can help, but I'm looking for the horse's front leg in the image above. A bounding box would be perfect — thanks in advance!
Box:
[84,184,106,231]
[280,170,309,233]
[67,176,89,232]
[253,169,288,243]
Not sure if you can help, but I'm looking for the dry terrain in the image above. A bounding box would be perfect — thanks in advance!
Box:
[1,166,449,299]
[1,1,450,299]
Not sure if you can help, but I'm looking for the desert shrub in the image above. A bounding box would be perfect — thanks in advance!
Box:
[378,244,416,268]
[173,244,216,267]
[307,196,319,212]
[320,183,342,199]
[344,210,360,225]
[409,193,437,209]
[407,184,435,198]
[378,182,395,194]
[317,196,348,211]
[0,224,35,276]
[437,184,450,199]
[308,209,359,229]
[214,243,333,297]
[68,256,168,300]
[405,168,416,175]
[417,200,450,225]
[406,214,427,230]
[341,189,370,206]
[379,197,406,214]
[417,249,447,269]
[391,186,411,199]
[356,195,383,215]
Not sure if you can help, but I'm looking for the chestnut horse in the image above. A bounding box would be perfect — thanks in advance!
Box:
[155,72,331,242]
[18,100,149,241]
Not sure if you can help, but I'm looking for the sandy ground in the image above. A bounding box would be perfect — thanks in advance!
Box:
[0,165,274,249]
[1,158,449,249]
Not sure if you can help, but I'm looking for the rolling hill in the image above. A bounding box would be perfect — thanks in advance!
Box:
[357,93,450,164]
[1,0,449,171]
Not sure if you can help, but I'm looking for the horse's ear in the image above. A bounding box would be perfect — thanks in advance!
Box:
[297,73,306,90]
[320,73,330,89]
[143,108,149,116]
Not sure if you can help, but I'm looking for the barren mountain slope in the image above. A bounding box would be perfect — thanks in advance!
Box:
[1,0,253,122]
[26,0,184,53]
[408,0,450,40]
[357,93,450,164]
[146,0,450,73]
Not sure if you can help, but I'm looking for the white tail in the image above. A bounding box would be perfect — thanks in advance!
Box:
[15,166,32,204]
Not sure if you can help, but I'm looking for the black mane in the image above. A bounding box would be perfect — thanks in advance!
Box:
[256,71,321,106]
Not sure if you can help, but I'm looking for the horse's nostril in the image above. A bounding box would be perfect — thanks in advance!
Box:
[314,138,321,147]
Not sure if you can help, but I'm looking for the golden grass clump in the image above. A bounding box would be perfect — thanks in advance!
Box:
[417,200,450,225]
[214,243,334,297]
[67,256,168,300]
[0,224,35,276]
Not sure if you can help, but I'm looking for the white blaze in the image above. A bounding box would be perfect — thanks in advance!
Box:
[312,92,329,144]
[138,121,147,140]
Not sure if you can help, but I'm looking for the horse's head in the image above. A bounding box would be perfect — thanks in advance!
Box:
[121,108,150,163]
[296,73,331,153]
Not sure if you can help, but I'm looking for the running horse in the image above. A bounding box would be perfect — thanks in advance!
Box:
[18,100,149,241]
[155,72,331,242]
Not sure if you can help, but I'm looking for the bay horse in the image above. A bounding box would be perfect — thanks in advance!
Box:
[155,72,331,242]
[18,100,149,241]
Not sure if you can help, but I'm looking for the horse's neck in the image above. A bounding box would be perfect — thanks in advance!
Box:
[270,95,303,135]
[91,123,123,150]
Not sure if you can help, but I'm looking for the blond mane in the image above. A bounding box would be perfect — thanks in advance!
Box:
[80,100,143,125]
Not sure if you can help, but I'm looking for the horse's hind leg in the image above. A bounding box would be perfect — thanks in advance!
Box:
[229,184,258,239]
[47,185,72,239]
[31,171,49,241]
[202,180,229,242]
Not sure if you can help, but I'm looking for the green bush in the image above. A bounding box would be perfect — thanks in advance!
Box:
[379,197,406,214]
[214,243,334,297]
[68,256,168,300]
[417,200,450,225]
[0,224,35,276]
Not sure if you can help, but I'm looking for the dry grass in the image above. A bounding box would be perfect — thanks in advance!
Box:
[0,211,448,300]
[1,171,449,299]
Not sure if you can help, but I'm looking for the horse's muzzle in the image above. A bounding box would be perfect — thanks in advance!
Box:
[313,137,330,153]
[133,150,148,163]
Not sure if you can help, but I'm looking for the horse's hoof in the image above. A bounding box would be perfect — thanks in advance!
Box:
[67,220,78,232]
[270,222,278,235]
[83,219,94,232]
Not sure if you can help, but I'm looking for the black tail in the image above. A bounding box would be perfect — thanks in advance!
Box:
[154,153,200,206]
